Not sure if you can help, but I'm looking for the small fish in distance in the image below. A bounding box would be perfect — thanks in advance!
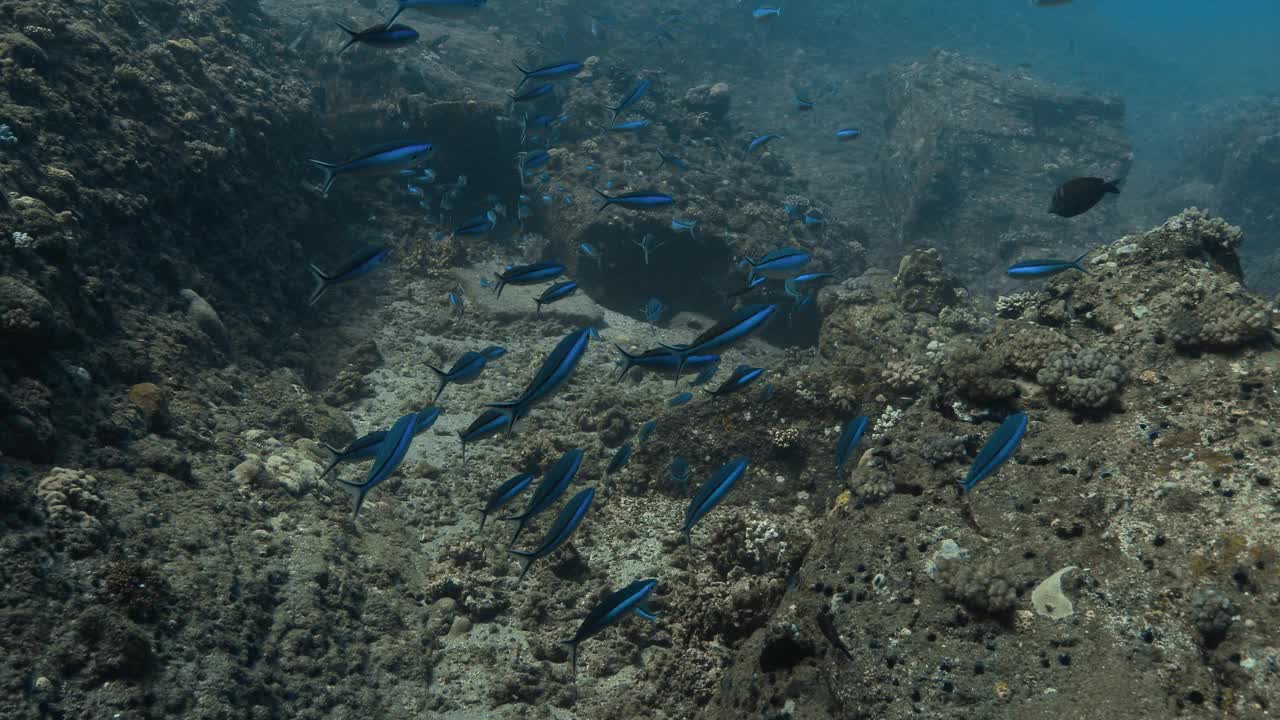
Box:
[1007,252,1089,279]
[426,349,503,404]
[335,23,419,55]
[608,119,652,132]
[743,247,810,280]
[607,78,651,127]
[793,96,815,111]
[671,219,698,238]
[705,365,764,398]
[668,391,693,407]
[594,189,674,211]
[307,246,390,306]
[535,280,579,315]
[655,148,689,171]
[512,60,583,90]
[492,261,566,298]
[1049,177,1122,218]
[753,6,781,21]
[508,83,556,103]
[835,128,861,141]
[642,297,665,332]
[669,457,690,487]
[745,133,782,155]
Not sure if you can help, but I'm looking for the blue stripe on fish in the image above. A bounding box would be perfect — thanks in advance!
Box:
[458,409,511,460]
[961,412,1028,492]
[683,456,749,544]
[705,365,764,397]
[502,447,584,548]
[561,578,659,675]
[335,411,417,520]
[513,60,583,89]
[535,280,578,315]
[308,141,434,197]
[486,327,591,427]
[594,189,674,211]
[480,472,533,529]
[510,487,595,582]
[658,304,777,381]
[493,261,566,298]
[307,246,391,306]
[608,78,651,126]
[1006,251,1089,279]
[835,415,869,475]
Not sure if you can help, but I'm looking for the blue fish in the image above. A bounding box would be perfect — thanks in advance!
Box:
[744,247,810,280]
[658,303,778,381]
[835,415,869,475]
[493,261,567,298]
[723,275,767,300]
[480,472,533,529]
[605,442,633,493]
[578,242,603,268]
[454,211,496,237]
[458,409,512,459]
[671,219,698,238]
[336,22,420,55]
[688,363,720,387]
[513,60,583,89]
[670,457,690,487]
[387,0,485,25]
[633,234,664,264]
[835,128,861,141]
[307,246,390,306]
[335,411,418,520]
[561,579,660,675]
[803,209,826,226]
[783,203,805,222]
[481,345,507,359]
[426,350,500,404]
[594,189,674,211]
[705,365,764,397]
[655,148,689,171]
[643,297,665,331]
[745,133,782,155]
[510,487,595,582]
[683,456,749,544]
[309,141,435,197]
[607,118,652,132]
[669,391,693,407]
[319,407,441,480]
[637,420,657,446]
[486,327,591,426]
[521,150,552,174]
[757,382,774,402]
[608,78,651,126]
[785,271,836,308]
[1007,252,1089,279]
[535,280,579,315]
[792,96,815,111]
[753,6,781,21]
[525,112,557,130]
[961,412,1028,493]
[508,82,556,103]
[614,346,718,382]
[503,447,584,548]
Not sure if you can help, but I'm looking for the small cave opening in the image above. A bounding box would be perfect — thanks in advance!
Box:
[759,633,816,673]
[569,221,822,350]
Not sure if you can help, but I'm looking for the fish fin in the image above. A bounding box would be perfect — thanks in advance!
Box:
[1104,177,1124,194]
[479,510,488,530]
[385,6,403,26]
[633,605,661,622]
[334,23,359,55]
[1070,250,1090,274]
[535,301,543,317]
[307,159,339,197]
[492,272,505,298]
[307,264,331,306]
[512,61,530,90]
[508,550,534,582]
[317,443,342,480]
[592,188,614,211]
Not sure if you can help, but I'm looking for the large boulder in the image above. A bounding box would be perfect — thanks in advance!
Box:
[878,50,1132,282]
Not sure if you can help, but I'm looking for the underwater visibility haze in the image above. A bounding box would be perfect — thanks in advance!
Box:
[3,0,1280,717]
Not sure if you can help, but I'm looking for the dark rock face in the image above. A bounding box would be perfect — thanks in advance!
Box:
[878,50,1132,283]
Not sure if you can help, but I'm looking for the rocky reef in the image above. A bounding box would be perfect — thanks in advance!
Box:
[2,0,1279,717]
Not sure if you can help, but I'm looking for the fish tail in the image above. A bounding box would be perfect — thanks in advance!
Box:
[426,366,447,404]
[307,159,339,197]
[307,264,331,306]
[335,478,367,521]
[317,443,342,479]
[508,550,534,582]
[535,300,543,317]
[492,273,506,298]
[612,344,637,382]
[479,510,488,530]
[334,23,359,55]
[654,149,666,167]
[592,188,614,211]
[512,61,530,90]
[1070,250,1090,274]
[1104,177,1124,194]
[562,640,579,676]
[385,6,403,26]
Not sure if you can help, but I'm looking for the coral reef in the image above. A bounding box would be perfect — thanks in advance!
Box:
[935,555,1019,614]
[1035,348,1127,411]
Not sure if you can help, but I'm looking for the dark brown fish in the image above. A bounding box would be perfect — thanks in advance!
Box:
[1048,177,1122,218]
